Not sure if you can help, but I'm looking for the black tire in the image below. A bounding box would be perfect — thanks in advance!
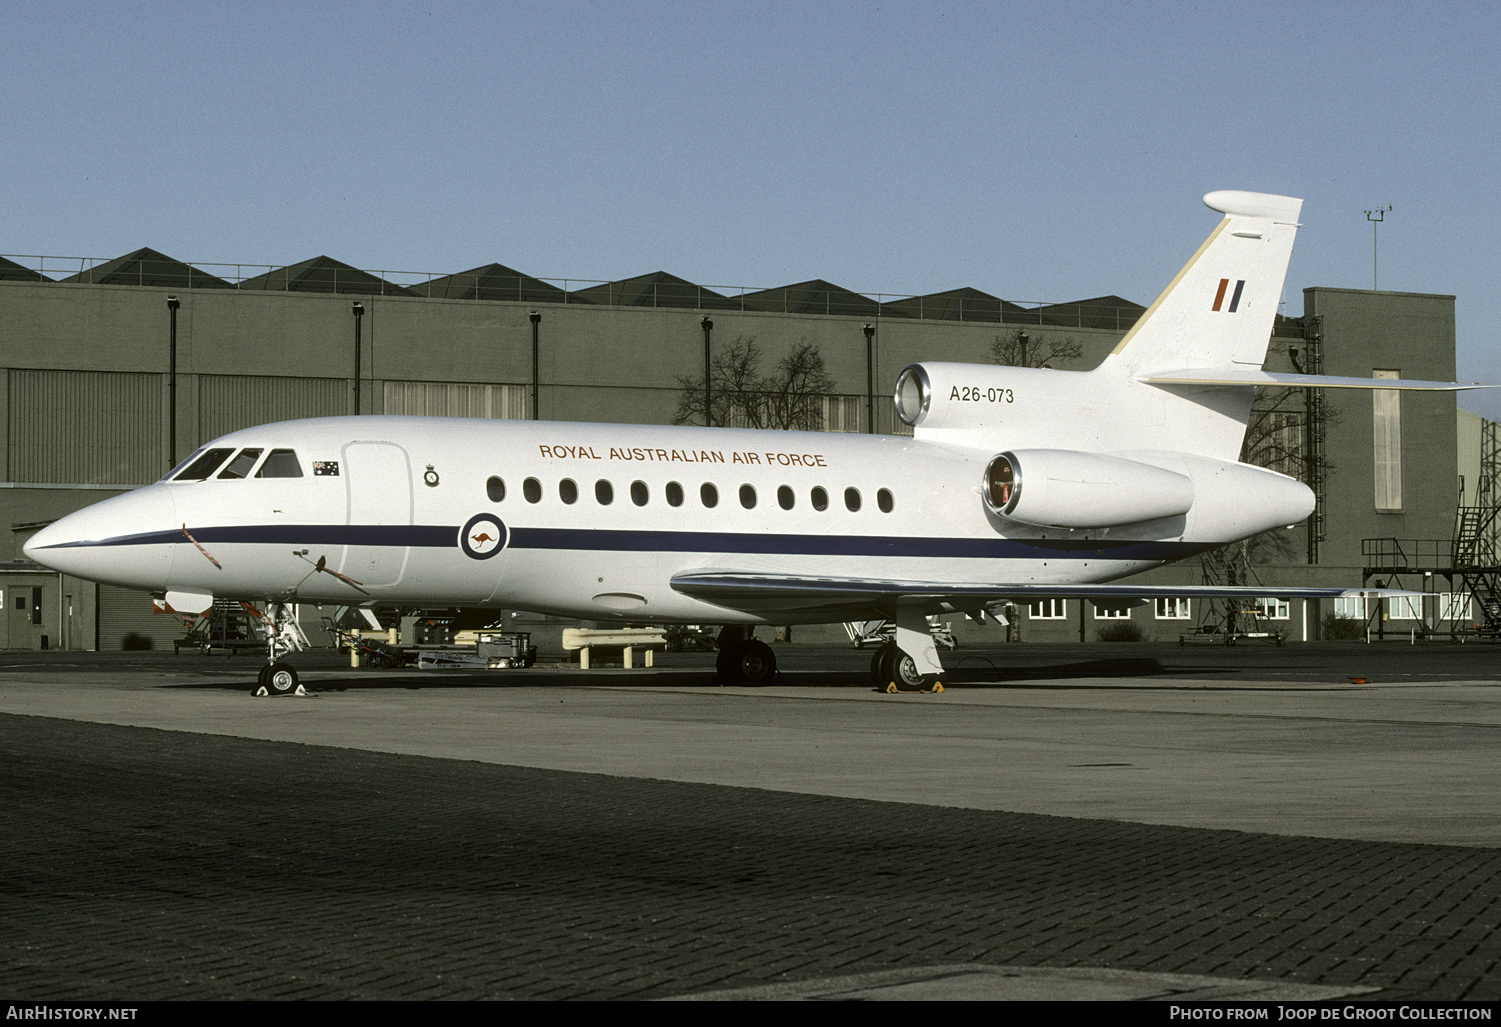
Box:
[879,645,925,689]
[718,640,776,684]
[265,661,299,696]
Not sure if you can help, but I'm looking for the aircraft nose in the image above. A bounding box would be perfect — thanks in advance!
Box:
[23,486,178,590]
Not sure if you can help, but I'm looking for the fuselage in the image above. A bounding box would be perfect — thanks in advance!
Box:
[24,414,1313,625]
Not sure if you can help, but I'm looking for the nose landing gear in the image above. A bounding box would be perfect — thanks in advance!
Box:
[250,602,310,697]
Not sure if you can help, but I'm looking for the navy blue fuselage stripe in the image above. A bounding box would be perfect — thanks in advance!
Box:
[42,523,1219,563]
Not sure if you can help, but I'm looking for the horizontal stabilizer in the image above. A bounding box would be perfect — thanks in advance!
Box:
[672,571,1421,614]
[1139,368,1487,392]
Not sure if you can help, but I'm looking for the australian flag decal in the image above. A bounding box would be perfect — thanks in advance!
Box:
[1212,278,1245,312]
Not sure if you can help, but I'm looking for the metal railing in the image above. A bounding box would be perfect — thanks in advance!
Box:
[1362,537,1488,572]
[1,253,1143,328]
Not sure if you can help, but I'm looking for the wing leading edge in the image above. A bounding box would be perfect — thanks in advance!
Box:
[670,571,1416,616]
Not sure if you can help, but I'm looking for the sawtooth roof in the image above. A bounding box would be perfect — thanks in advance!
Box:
[58,247,232,289]
[573,271,739,310]
[237,256,407,295]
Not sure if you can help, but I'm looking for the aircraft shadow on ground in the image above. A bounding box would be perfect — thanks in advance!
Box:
[159,655,1223,692]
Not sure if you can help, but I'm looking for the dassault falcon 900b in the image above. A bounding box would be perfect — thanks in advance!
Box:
[25,191,1476,692]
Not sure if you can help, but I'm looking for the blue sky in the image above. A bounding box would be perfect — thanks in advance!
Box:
[3,1,1497,415]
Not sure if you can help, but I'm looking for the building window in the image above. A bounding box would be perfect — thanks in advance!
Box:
[1373,369,1402,511]
[1092,603,1132,620]
[1155,597,1190,620]
[1255,598,1291,620]
[1387,596,1421,620]
[1334,596,1369,620]
[1029,599,1066,619]
[1441,593,1472,622]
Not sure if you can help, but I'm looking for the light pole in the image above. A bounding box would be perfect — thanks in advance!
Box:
[701,317,714,426]
[529,311,542,420]
[862,323,875,434]
[166,296,180,469]
[351,301,364,414]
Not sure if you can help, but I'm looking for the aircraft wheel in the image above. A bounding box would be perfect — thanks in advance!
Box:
[736,640,777,684]
[872,642,925,689]
[265,662,300,696]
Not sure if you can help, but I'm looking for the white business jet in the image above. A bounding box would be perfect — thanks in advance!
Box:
[24,191,1475,693]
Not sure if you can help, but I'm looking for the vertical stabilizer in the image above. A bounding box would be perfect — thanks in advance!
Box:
[1103,191,1303,378]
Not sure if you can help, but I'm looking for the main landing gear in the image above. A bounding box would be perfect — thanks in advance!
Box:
[870,607,946,693]
[251,601,309,697]
[715,626,778,685]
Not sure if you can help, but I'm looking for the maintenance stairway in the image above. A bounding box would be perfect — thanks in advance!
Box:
[1362,504,1501,639]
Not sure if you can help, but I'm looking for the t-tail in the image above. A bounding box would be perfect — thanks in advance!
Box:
[1093,190,1304,461]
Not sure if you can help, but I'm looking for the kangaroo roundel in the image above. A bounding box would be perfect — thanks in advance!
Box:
[459,513,509,560]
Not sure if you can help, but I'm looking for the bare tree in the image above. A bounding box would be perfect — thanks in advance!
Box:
[989,328,1083,368]
[673,336,836,430]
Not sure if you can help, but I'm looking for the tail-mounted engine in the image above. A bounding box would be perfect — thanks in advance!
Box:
[983,449,1195,529]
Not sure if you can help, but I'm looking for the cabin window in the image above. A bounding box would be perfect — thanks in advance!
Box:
[877,488,894,513]
[486,476,505,502]
[739,484,757,509]
[811,486,829,511]
[256,449,303,478]
[777,485,795,511]
[559,479,578,504]
[631,481,649,506]
[666,482,684,507]
[596,479,614,505]
[217,448,264,479]
[844,487,862,512]
[523,477,542,503]
[173,448,234,481]
[700,483,718,508]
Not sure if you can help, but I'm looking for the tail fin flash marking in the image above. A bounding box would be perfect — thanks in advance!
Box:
[1210,278,1247,312]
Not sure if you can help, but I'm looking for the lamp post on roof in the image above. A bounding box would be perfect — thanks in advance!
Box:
[1365,205,1392,291]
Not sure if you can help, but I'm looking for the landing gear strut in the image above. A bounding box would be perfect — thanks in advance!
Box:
[714,626,777,685]
[870,607,946,692]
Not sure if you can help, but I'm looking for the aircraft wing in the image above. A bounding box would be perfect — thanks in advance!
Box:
[1139,368,1486,391]
[670,571,1417,615]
